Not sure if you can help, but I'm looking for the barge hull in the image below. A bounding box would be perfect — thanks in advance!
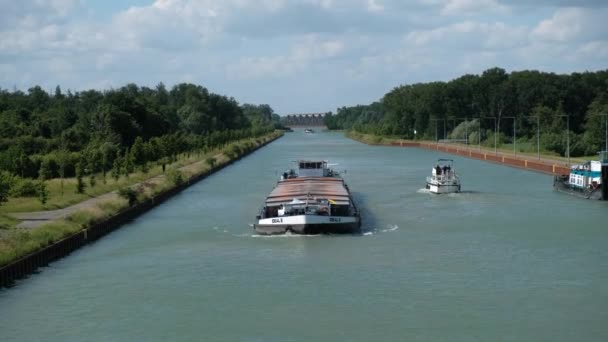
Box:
[254,221,360,235]
[553,178,603,200]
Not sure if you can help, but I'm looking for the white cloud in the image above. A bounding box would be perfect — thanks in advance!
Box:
[48,58,73,74]
[0,0,80,28]
[367,0,384,12]
[531,7,584,42]
[440,0,509,16]
[0,0,607,112]
[95,53,116,71]
[405,21,527,50]
[576,40,608,58]
[226,36,345,79]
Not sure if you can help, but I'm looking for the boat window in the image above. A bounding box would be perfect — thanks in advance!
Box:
[317,162,322,169]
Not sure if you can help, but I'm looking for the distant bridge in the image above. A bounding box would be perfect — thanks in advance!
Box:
[282,113,327,127]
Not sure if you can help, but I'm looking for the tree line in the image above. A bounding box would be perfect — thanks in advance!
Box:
[325,68,608,157]
[0,82,280,204]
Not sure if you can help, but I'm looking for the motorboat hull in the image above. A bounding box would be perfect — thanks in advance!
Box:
[426,182,461,194]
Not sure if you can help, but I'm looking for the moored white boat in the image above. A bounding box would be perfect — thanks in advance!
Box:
[426,159,461,194]
[554,151,608,200]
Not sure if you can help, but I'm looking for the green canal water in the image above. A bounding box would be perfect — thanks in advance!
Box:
[1,131,608,341]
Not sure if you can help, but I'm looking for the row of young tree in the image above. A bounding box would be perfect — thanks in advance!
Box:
[0,82,280,203]
[325,68,608,156]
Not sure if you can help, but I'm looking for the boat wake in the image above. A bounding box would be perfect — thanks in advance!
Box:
[418,189,481,196]
[361,224,399,236]
[250,232,322,238]
[216,223,397,238]
[212,226,255,238]
[380,224,399,233]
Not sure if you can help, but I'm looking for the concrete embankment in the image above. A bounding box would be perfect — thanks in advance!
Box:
[0,133,283,288]
[361,138,571,176]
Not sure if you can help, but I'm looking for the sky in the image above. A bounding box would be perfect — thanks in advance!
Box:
[0,0,607,114]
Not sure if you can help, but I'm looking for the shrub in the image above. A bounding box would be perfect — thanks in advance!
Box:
[167,168,184,186]
[0,171,11,205]
[118,187,138,206]
[449,119,478,141]
[541,132,566,156]
[225,144,241,158]
[205,157,216,168]
[10,178,38,197]
[97,198,128,215]
[67,207,105,227]
[468,131,480,145]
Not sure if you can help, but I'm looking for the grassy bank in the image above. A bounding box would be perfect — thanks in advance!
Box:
[2,150,228,215]
[344,131,399,145]
[345,130,592,165]
[0,131,282,267]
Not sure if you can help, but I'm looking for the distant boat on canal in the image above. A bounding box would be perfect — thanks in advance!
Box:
[304,128,314,133]
[254,160,361,235]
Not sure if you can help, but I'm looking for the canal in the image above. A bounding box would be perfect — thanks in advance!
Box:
[1,131,608,341]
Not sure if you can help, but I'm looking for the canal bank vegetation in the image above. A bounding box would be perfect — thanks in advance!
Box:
[0,131,282,266]
[0,82,284,266]
[345,130,592,165]
[327,68,608,157]
[0,82,282,217]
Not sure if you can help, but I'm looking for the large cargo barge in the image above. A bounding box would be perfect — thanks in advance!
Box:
[553,151,608,200]
[254,160,361,235]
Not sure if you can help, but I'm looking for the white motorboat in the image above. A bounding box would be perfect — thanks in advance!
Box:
[426,159,461,194]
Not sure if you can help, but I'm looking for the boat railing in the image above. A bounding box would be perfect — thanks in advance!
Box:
[428,171,458,183]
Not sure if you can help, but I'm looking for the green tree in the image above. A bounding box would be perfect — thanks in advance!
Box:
[38,180,48,205]
[38,158,52,180]
[57,149,69,196]
[0,171,11,206]
[111,153,122,181]
[130,136,146,169]
[76,161,86,194]
[123,148,134,177]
